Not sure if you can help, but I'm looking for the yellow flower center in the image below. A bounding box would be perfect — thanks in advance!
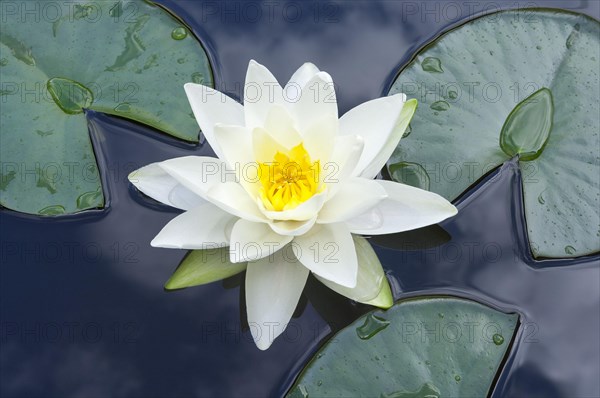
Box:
[258,143,321,211]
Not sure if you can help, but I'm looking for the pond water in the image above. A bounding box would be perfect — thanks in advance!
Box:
[1,1,599,397]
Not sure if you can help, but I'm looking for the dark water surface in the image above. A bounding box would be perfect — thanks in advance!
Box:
[1,1,599,397]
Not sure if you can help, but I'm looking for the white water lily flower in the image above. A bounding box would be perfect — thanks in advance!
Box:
[129,60,457,350]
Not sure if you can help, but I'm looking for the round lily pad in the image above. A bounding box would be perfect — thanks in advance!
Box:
[0,0,213,215]
[388,9,599,259]
[288,296,518,397]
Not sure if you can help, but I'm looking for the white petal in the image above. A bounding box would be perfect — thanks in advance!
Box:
[151,203,236,249]
[339,93,407,178]
[213,124,254,167]
[264,104,302,149]
[252,127,288,163]
[292,72,338,136]
[206,182,268,223]
[167,184,206,211]
[157,156,232,199]
[268,217,317,237]
[128,163,204,210]
[317,178,387,224]
[184,83,244,160]
[302,113,337,165]
[213,124,261,199]
[347,180,458,235]
[229,219,292,262]
[244,60,284,130]
[259,191,327,221]
[316,235,392,307]
[283,62,320,103]
[245,248,309,350]
[360,98,417,179]
[324,134,364,198]
[293,223,358,288]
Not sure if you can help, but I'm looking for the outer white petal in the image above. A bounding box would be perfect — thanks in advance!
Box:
[246,248,309,350]
[339,93,407,178]
[151,203,236,249]
[360,98,417,179]
[293,72,338,136]
[167,185,207,211]
[206,182,268,223]
[347,180,458,235]
[317,178,387,224]
[244,60,284,130]
[128,163,205,210]
[324,134,364,198]
[315,235,392,308]
[268,217,317,237]
[184,83,244,160]
[283,62,320,103]
[229,219,292,263]
[259,191,327,221]
[157,156,232,199]
[293,223,358,288]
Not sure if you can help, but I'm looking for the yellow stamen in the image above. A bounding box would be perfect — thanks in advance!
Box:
[258,143,321,211]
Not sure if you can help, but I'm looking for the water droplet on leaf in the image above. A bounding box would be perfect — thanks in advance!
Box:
[566,30,578,49]
[76,190,102,209]
[38,205,65,215]
[171,27,188,40]
[430,101,450,111]
[538,192,545,204]
[421,57,443,73]
[191,72,204,84]
[356,313,390,340]
[492,334,504,345]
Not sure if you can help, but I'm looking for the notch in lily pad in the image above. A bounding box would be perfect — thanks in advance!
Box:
[1,0,214,215]
[500,88,554,161]
[387,9,599,259]
[288,297,519,397]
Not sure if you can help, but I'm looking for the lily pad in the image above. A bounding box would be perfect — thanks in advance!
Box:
[288,297,518,397]
[0,0,213,215]
[388,9,599,258]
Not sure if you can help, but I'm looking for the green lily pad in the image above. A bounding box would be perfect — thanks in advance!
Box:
[288,297,518,397]
[0,0,213,215]
[388,9,599,259]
